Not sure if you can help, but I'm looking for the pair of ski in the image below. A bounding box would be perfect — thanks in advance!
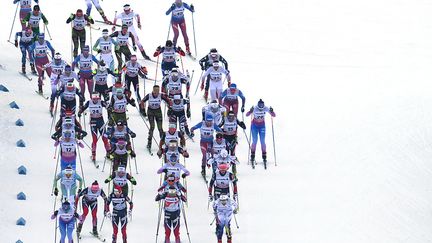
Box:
[78,231,106,242]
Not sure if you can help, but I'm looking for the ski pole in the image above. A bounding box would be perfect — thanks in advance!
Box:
[45,24,53,40]
[210,217,216,226]
[181,203,192,243]
[49,97,59,136]
[248,116,253,168]
[54,214,58,243]
[271,116,277,166]
[233,213,240,229]
[187,70,194,97]
[131,138,139,174]
[166,20,171,41]
[77,144,86,187]
[51,149,61,195]
[194,70,204,95]
[154,54,160,85]
[155,199,163,243]
[102,156,107,172]
[99,213,106,232]
[179,54,185,73]
[8,3,19,42]
[191,12,197,56]
[70,22,74,63]
[89,24,93,56]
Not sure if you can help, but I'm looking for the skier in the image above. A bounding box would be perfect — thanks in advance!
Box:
[21,4,48,36]
[57,65,79,89]
[161,67,190,98]
[105,120,136,145]
[53,165,84,203]
[14,27,36,74]
[122,54,147,101]
[104,165,137,197]
[84,0,111,24]
[213,194,238,243]
[153,40,185,77]
[76,181,108,237]
[208,149,239,175]
[112,4,151,60]
[43,53,66,113]
[51,200,81,243]
[110,24,137,70]
[155,185,187,243]
[158,123,186,151]
[220,83,246,117]
[245,99,276,163]
[190,114,222,177]
[199,48,229,101]
[108,87,136,126]
[93,61,118,101]
[66,9,94,58]
[73,45,99,97]
[57,81,85,117]
[30,32,54,93]
[139,85,171,149]
[168,95,192,137]
[221,111,246,155]
[200,60,231,102]
[13,0,39,30]
[157,174,187,195]
[78,92,111,162]
[157,139,189,163]
[157,153,190,181]
[208,162,238,201]
[212,133,228,157]
[54,130,85,170]
[51,115,87,141]
[107,139,136,171]
[105,186,133,243]
[202,99,226,127]
[93,29,119,72]
[165,0,195,55]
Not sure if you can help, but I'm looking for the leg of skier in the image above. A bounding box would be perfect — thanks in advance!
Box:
[179,20,190,54]
[250,124,258,161]
[258,125,267,161]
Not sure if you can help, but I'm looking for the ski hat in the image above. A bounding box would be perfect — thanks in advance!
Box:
[173,95,181,100]
[62,200,71,210]
[220,194,229,205]
[66,82,74,91]
[216,133,223,140]
[64,65,72,72]
[169,153,178,163]
[117,139,126,147]
[63,117,73,126]
[218,162,229,172]
[99,61,107,72]
[33,5,40,11]
[83,45,90,52]
[116,120,125,127]
[91,92,100,101]
[54,52,62,60]
[167,187,177,197]
[38,32,45,39]
[229,83,237,89]
[205,114,214,122]
[167,175,176,185]
[123,4,131,11]
[63,130,72,139]
[257,99,265,109]
[25,27,33,35]
[220,149,228,158]
[227,111,235,121]
[117,165,126,173]
[212,61,220,68]
[64,167,73,176]
[102,29,109,37]
[165,40,173,47]
[210,48,218,53]
[76,9,83,17]
[116,88,124,96]
[121,24,128,29]
[168,123,176,133]
[168,140,178,150]
[91,181,100,192]
[114,186,122,195]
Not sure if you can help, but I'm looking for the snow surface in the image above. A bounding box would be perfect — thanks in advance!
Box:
[1,0,432,242]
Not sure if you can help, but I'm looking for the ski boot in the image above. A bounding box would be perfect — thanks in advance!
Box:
[227,238,232,243]
[38,85,43,94]
[146,140,151,150]
[250,152,255,162]
[49,103,54,116]
[112,234,117,243]
[21,64,26,74]
[122,235,127,243]
[91,152,96,162]
[30,63,37,75]
[201,165,206,177]
[263,152,267,169]
[186,45,191,55]
[141,50,151,60]
[92,225,98,236]
[218,240,222,243]
[203,90,208,102]
[76,222,83,235]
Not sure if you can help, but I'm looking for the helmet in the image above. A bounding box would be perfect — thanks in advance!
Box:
[220,149,228,158]
[165,40,173,47]
[217,162,229,172]
[54,52,62,60]
[91,181,100,192]
[66,82,74,91]
[205,114,213,122]
[257,99,265,109]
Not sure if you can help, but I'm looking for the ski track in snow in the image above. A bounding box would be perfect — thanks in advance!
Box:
[1,0,432,242]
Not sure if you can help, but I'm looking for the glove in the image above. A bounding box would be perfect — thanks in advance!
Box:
[156,46,161,51]
[104,178,110,183]
[130,132,136,138]
[208,194,213,201]
[270,106,274,113]
[44,21,49,25]
[162,168,168,173]
[186,109,191,118]
[234,208,238,214]
[190,4,195,12]
[129,150,136,158]
[137,22,142,29]
[200,82,204,91]
[81,131,88,138]
[157,149,163,158]
[77,112,82,118]
[239,121,246,129]
[53,187,59,196]
[133,45,137,51]
[128,210,132,217]
[241,106,245,113]
[51,134,58,140]
[70,13,75,19]
[77,188,82,195]
[130,99,136,107]
[171,3,176,9]
[167,109,173,117]
[108,153,114,160]
[141,110,147,117]
[249,106,254,113]
[97,49,102,54]
[111,26,116,32]
[14,40,18,47]
[200,65,205,70]
[183,151,189,158]
[181,173,187,178]
[131,179,137,185]
[189,131,194,138]
[234,193,238,201]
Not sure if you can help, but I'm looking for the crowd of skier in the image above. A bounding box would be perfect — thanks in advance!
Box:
[9,0,277,242]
